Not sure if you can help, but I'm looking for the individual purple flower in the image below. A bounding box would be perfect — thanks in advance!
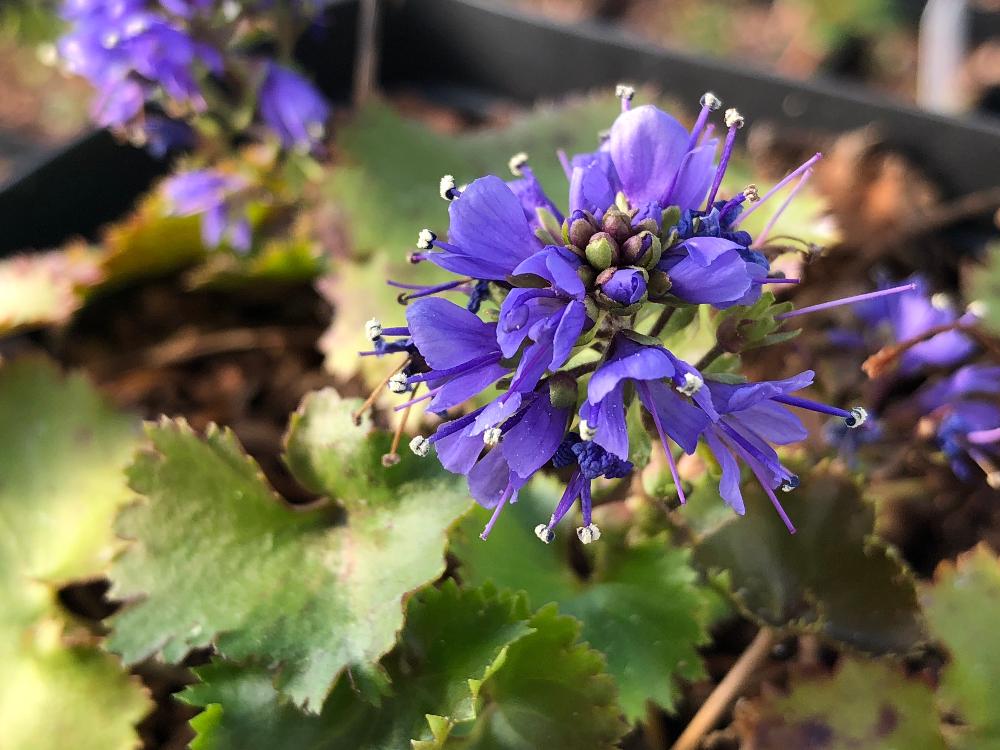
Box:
[163,169,252,252]
[658,236,766,308]
[257,62,330,152]
[917,365,1000,484]
[497,246,590,394]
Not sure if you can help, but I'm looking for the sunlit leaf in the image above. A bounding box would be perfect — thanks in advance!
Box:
[0,248,103,335]
[106,388,472,712]
[922,545,1000,750]
[451,478,710,721]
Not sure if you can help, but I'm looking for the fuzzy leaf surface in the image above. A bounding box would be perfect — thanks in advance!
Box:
[451,478,710,721]
[107,388,471,711]
[922,545,1000,749]
[736,658,947,749]
[693,463,924,653]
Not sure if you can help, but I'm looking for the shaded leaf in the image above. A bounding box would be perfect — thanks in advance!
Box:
[970,241,1000,336]
[107,388,471,711]
[693,461,924,653]
[0,357,150,749]
[922,544,1000,750]
[451,478,710,721]
[736,658,947,750]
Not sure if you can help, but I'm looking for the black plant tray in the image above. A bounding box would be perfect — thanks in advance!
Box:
[2,0,998,256]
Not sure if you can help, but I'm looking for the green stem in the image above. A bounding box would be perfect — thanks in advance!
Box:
[694,342,725,371]
[648,305,676,339]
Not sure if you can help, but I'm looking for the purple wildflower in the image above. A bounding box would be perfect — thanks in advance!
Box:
[362,88,903,540]
[257,63,330,152]
[163,169,251,252]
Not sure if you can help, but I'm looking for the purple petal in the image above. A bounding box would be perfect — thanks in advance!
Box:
[589,336,675,404]
[708,371,814,415]
[666,141,717,210]
[704,429,746,514]
[638,380,710,454]
[609,105,689,206]
[727,401,808,445]
[496,291,562,358]
[589,383,629,460]
[441,175,540,280]
[549,300,587,371]
[406,297,499,370]
[427,363,508,413]
[502,391,570,478]
[467,448,512,509]
[435,422,483,475]
[659,250,752,306]
[569,151,619,216]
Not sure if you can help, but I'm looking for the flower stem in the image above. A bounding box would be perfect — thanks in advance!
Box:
[649,306,677,339]
[694,342,725,371]
[670,628,775,750]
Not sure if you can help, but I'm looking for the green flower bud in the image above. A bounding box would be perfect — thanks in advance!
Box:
[647,269,672,298]
[585,232,619,270]
[567,211,599,249]
[548,372,579,409]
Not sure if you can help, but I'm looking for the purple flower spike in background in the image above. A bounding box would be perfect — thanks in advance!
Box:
[363,86,893,541]
[257,62,331,152]
[164,169,252,252]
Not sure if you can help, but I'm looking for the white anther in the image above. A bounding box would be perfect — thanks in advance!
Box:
[416,228,437,250]
[846,406,868,429]
[483,427,502,447]
[967,300,987,318]
[439,175,457,201]
[409,435,430,457]
[307,121,326,141]
[388,373,409,394]
[700,92,722,110]
[577,523,601,544]
[364,318,383,341]
[744,184,760,202]
[580,419,597,441]
[724,108,745,129]
[676,372,704,397]
[931,293,952,311]
[381,453,400,467]
[535,523,555,544]
[221,0,241,21]
[615,84,635,101]
[988,471,1000,490]
[508,152,529,177]
[780,476,800,493]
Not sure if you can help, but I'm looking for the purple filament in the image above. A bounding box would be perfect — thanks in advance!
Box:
[775,283,917,320]
[772,395,852,420]
[732,153,822,227]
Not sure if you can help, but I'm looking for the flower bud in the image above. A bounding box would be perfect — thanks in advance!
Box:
[566,209,599,249]
[621,231,661,269]
[599,268,648,306]
[548,372,578,409]
[585,232,619,270]
[601,208,633,244]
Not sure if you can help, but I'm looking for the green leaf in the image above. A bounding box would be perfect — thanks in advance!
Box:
[0,357,150,749]
[693,461,924,653]
[182,582,536,749]
[0,248,103,336]
[736,658,947,749]
[182,582,626,749]
[106,388,472,712]
[451,478,710,721]
[922,545,1000,749]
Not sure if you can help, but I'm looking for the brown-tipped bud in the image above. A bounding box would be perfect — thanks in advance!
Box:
[585,232,619,270]
[647,269,672,298]
[601,209,633,245]
[621,231,661,268]
[567,211,599,249]
[632,217,659,235]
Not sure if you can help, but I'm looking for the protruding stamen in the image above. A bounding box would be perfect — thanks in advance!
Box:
[704,109,745,209]
[845,406,868,429]
[676,372,704,396]
[483,427,502,447]
[388,373,409,393]
[480,484,514,540]
[579,419,597,441]
[775,283,917,321]
[557,149,572,180]
[732,153,823,227]
[439,175,459,201]
[780,475,800,493]
[577,523,601,544]
[744,183,760,202]
[724,108,745,129]
[365,318,383,341]
[416,228,437,250]
[535,523,555,544]
[639,382,687,505]
[616,83,635,111]
[755,167,814,247]
[508,152,529,177]
[773,394,853,420]
[352,359,410,424]
[687,92,722,150]
[409,435,430,457]
[701,92,723,110]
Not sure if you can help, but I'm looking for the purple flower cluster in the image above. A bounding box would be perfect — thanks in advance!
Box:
[163,169,251,252]
[365,90,879,542]
[857,278,999,486]
[58,0,330,153]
